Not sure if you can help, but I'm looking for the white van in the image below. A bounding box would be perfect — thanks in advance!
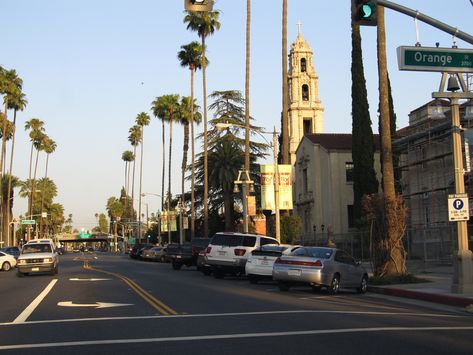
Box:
[205,232,278,278]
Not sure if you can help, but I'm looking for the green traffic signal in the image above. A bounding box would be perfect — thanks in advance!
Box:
[352,0,378,26]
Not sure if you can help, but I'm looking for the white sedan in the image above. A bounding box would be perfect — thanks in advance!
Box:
[0,251,17,271]
[245,244,300,284]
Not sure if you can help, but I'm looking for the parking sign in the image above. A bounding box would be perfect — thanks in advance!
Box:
[448,194,470,221]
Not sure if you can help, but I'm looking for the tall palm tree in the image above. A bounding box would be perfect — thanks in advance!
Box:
[178,41,204,239]
[121,150,134,213]
[184,9,221,238]
[151,97,167,212]
[24,118,45,218]
[6,91,27,246]
[128,125,142,214]
[40,137,56,237]
[177,96,202,240]
[151,94,180,243]
[1,174,19,246]
[30,131,47,220]
[135,112,150,242]
[281,0,289,164]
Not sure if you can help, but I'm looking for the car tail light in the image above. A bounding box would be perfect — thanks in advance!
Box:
[234,249,246,256]
[206,246,212,253]
[275,258,322,267]
[198,251,206,256]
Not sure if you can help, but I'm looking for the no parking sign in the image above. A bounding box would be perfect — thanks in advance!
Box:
[448,194,470,221]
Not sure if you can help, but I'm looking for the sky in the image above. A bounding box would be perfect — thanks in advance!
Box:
[2,0,472,230]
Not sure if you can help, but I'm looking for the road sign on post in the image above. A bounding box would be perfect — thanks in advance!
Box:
[448,194,470,222]
[21,219,35,225]
[397,46,473,73]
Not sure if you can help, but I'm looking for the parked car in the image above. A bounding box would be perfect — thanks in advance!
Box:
[205,232,279,278]
[197,249,212,275]
[272,247,368,294]
[1,246,21,259]
[129,243,154,259]
[141,246,167,262]
[16,239,59,276]
[245,244,300,284]
[166,238,210,270]
[0,251,17,271]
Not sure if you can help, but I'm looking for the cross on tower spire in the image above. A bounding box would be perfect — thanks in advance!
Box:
[296,20,302,35]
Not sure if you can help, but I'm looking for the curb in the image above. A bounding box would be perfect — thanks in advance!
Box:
[368,286,473,308]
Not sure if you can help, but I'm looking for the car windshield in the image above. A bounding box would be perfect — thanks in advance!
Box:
[306,247,333,259]
[22,244,52,254]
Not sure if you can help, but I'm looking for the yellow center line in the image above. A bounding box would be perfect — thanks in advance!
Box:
[81,261,178,315]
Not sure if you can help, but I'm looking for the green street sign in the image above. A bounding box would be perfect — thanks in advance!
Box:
[21,219,36,225]
[397,46,473,73]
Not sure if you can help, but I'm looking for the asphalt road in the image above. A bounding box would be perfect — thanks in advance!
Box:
[0,252,472,354]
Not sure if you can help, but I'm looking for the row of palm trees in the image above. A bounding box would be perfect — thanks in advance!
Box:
[0,66,65,245]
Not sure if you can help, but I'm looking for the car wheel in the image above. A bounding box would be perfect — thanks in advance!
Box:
[202,268,212,276]
[328,274,340,295]
[357,275,368,294]
[1,262,11,271]
[160,256,165,263]
[278,282,290,292]
[248,275,258,284]
[17,271,24,277]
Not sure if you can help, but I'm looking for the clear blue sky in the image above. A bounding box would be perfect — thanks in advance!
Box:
[2,0,472,230]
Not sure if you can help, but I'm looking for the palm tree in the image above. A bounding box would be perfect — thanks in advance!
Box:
[1,174,19,246]
[281,0,289,164]
[151,94,180,243]
[178,41,205,238]
[135,112,150,242]
[128,125,142,214]
[121,150,134,213]
[106,197,123,252]
[30,131,47,220]
[40,137,56,237]
[184,9,221,238]
[24,118,45,218]
[177,97,202,241]
[6,91,27,246]
[151,97,166,212]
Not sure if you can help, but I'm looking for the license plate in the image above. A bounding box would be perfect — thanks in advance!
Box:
[260,260,269,266]
[218,251,227,256]
[176,255,181,259]
[31,267,40,272]
[288,269,301,276]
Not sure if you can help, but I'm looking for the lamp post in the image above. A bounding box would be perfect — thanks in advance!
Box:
[176,197,185,244]
[433,72,473,293]
[141,193,161,243]
[216,122,280,241]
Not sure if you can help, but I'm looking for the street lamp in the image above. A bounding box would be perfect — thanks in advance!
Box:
[175,197,185,244]
[216,122,281,242]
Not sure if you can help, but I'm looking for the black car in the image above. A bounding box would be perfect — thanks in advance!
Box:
[1,246,21,259]
[129,243,154,259]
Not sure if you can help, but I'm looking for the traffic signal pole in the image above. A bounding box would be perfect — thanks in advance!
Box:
[378,0,473,45]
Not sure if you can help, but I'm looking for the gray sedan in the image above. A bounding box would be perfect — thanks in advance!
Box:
[272,247,368,294]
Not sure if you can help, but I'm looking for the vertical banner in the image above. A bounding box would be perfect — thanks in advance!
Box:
[168,211,177,232]
[260,164,275,210]
[247,195,256,216]
[278,164,293,210]
[161,211,177,232]
[183,215,189,230]
[160,211,168,233]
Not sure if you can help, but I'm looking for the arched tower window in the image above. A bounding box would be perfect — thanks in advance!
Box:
[301,58,307,72]
[302,84,309,101]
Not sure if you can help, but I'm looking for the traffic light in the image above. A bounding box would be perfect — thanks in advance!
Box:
[352,0,378,26]
[184,0,214,12]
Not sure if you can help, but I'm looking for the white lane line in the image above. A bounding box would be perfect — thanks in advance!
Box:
[13,279,58,324]
[2,309,463,326]
[1,326,473,350]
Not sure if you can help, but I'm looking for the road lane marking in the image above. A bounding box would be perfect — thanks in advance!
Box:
[83,263,178,315]
[13,279,58,324]
[58,301,133,309]
[2,309,464,326]
[1,326,473,350]
[69,278,111,281]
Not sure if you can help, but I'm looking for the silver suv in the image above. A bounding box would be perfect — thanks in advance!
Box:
[205,232,278,278]
[17,239,59,277]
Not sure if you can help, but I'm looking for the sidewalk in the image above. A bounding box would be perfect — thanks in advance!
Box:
[366,261,473,309]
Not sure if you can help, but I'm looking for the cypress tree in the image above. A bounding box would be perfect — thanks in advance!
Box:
[351,22,379,222]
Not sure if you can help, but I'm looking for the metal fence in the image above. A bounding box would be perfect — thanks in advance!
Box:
[298,224,472,264]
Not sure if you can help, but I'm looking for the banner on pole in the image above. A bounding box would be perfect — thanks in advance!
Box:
[160,211,177,232]
[260,164,293,210]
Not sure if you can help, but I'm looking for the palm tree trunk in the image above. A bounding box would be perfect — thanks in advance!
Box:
[168,115,173,244]
[131,145,137,213]
[6,110,17,246]
[181,121,189,236]
[138,127,144,242]
[223,188,233,232]
[202,35,209,239]
[161,120,165,212]
[245,0,251,172]
[190,67,196,238]
[40,154,50,238]
[377,6,403,275]
[30,148,41,218]
[281,0,289,164]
